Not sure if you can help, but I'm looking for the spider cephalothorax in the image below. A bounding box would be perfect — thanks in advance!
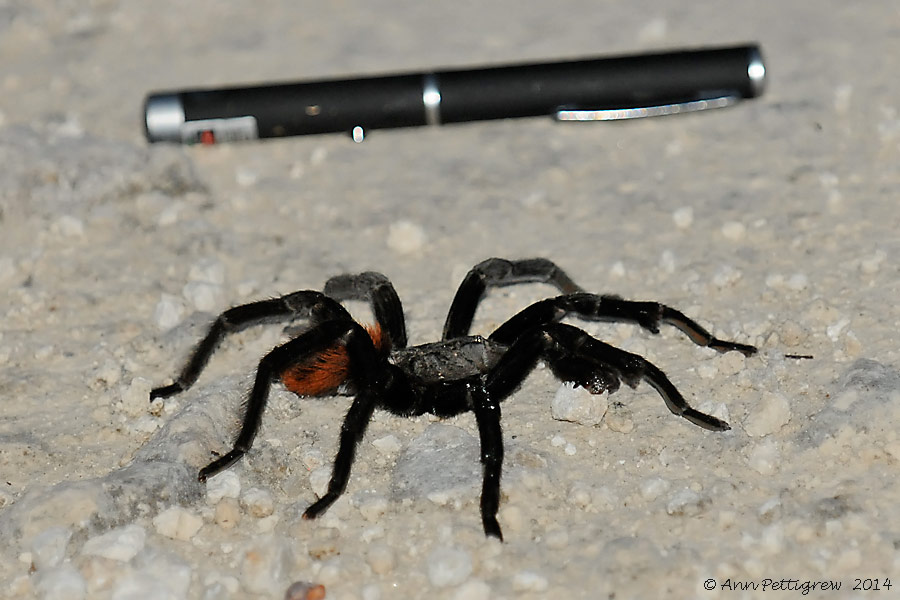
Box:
[151,258,756,539]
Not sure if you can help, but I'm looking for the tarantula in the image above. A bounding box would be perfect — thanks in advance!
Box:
[151,258,756,539]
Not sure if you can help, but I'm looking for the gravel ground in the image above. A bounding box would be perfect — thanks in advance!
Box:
[1,1,899,599]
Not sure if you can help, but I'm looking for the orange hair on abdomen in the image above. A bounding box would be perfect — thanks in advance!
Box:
[281,324,386,397]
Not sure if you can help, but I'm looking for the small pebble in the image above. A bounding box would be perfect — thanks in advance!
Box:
[748,439,780,475]
[301,448,325,471]
[605,402,634,433]
[30,526,72,571]
[859,250,886,274]
[240,536,295,596]
[34,563,86,600]
[188,258,226,285]
[639,477,671,501]
[551,383,607,426]
[712,264,743,288]
[371,434,402,455]
[366,543,396,575]
[153,506,203,540]
[284,581,326,600]
[567,482,593,509]
[786,273,809,291]
[215,497,242,529]
[666,489,709,517]
[81,524,146,562]
[386,220,427,254]
[426,546,473,588]
[672,206,694,229]
[512,571,549,592]
[119,377,152,418]
[720,221,746,241]
[183,281,223,312]
[154,294,184,331]
[309,467,331,498]
[743,392,791,437]
[241,487,275,518]
[356,494,389,521]
[452,579,492,600]
[205,470,241,504]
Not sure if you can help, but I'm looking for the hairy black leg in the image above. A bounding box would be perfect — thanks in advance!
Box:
[489,293,757,357]
[152,291,350,400]
[548,323,730,430]
[442,258,584,340]
[198,319,367,482]
[486,323,729,431]
[323,271,407,349]
[469,383,504,540]
[302,390,378,519]
[302,326,384,519]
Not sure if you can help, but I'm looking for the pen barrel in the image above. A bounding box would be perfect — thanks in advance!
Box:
[176,75,425,139]
[437,45,762,123]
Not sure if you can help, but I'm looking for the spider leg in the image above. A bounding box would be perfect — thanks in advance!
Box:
[151,291,350,399]
[442,258,584,340]
[302,325,385,519]
[323,271,407,349]
[198,319,372,482]
[489,293,756,357]
[469,383,504,540]
[486,323,729,431]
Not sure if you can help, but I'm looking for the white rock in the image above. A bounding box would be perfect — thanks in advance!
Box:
[154,294,184,331]
[743,392,791,437]
[371,434,402,455]
[239,536,294,596]
[672,206,694,229]
[551,383,607,426]
[426,546,473,587]
[452,579,492,600]
[183,281,223,312]
[31,526,72,571]
[153,506,203,540]
[386,220,427,254]
[34,563,86,600]
[356,494,389,521]
[748,439,780,475]
[309,467,331,498]
[605,402,634,433]
[110,571,176,600]
[119,377,152,418]
[81,524,146,562]
[205,470,241,504]
[512,570,549,592]
[240,487,274,518]
[366,543,395,575]
[666,489,709,517]
[639,477,671,501]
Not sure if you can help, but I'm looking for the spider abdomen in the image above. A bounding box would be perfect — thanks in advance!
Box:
[281,324,386,396]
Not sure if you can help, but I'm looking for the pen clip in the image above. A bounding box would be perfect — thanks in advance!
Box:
[554,95,738,122]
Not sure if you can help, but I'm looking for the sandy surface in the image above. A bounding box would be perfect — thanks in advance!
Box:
[1,1,899,598]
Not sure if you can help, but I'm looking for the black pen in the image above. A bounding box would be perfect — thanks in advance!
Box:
[144,44,765,145]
